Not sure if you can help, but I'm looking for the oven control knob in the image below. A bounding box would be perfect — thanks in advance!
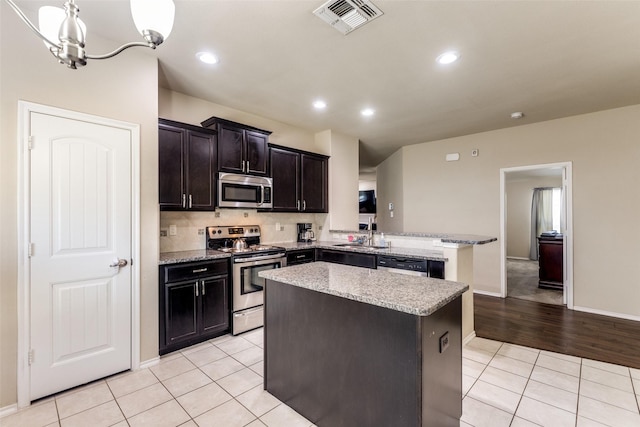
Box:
[217,230,222,234]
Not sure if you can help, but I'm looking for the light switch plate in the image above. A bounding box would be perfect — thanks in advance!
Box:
[439,332,450,353]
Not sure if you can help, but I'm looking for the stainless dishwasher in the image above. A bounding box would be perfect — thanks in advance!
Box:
[377,255,445,279]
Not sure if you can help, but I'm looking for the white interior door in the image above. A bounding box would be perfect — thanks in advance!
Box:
[29,111,132,400]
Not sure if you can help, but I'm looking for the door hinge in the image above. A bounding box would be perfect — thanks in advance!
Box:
[28,349,34,365]
[28,242,34,258]
[28,136,34,150]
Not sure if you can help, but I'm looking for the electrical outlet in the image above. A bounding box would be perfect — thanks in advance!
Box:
[471,148,479,157]
[197,228,205,235]
[160,229,167,237]
[276,222,281,231]
[388,202,394,210]
[215,212,220,218]
[439,332,450,353]
[243,212,248,218]
[169,225,177,236]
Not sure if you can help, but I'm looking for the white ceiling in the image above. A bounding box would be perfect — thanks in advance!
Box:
[13,0,640,169]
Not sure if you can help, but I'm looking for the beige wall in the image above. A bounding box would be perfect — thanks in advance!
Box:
[506,176,562,259]
[377,105,640,317]
[328,131,359,231]
[1,4,160,407]
[159,89,328,155]
[376,149,404,232]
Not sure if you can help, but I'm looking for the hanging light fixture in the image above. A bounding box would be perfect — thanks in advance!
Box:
[4,0,175,69]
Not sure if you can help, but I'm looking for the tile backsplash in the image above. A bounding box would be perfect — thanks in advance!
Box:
[160,210,330,253]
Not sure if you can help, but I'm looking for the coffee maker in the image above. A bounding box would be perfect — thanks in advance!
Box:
[297,223,315,242]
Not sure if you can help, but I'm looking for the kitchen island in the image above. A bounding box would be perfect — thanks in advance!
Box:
[259,262,468,427]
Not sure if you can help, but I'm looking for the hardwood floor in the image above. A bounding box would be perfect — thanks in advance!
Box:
[474,294,640,369]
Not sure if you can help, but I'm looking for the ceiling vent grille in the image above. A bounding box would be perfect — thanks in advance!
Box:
[313,0,383,35]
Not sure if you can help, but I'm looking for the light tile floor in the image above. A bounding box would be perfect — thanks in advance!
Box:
[462,337,640,427]
[2,330,640,427]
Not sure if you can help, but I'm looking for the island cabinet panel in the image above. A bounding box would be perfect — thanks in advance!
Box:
[201,117,271,176]
[268,144,328,213]
[159,119,217,211]
[264,280,462,427]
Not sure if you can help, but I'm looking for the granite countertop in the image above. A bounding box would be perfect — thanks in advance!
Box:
[329,230,497,245]
[259,262,468,316]
[273,241,447,261]
[159,241,447,265]
[159,249,231,265]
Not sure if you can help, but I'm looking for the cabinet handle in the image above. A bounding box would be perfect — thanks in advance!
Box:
[296,200,300,211]
[182,194,186,208]
[303,200,306,211]
[202,280,206,295]
[188,194,193,209]
[195,281,199,297]
[296,255,305,259]
[245,160,249,172]
[192,268,208,273]
[241,160,246,173]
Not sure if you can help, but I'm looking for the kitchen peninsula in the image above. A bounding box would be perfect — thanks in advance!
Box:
[259,262,468,427]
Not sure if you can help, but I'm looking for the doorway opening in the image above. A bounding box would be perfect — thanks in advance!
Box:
[499,162,573,309]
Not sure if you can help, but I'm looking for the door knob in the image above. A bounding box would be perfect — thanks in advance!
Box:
[109,258,128,268]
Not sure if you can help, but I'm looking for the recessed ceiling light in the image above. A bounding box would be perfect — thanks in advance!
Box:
[313,100,327,110]
[361,108,375,117]
[196,52,218,65]
[510,112,524,119]
[436,51,460,65]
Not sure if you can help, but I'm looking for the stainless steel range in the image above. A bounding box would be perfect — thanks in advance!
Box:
[206,225,286,335]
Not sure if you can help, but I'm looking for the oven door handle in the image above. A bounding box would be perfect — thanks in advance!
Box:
[234,253,286,263]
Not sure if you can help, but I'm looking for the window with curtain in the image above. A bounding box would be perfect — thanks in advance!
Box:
[529,187,562,260]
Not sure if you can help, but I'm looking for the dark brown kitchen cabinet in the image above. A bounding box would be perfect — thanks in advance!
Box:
[269,144,329,213]
[286,248,316,265]
[538,235,563,290]
[159,259,230,355]
[316,249,376,269]
[159,119,217,211]
[201,116,270,176]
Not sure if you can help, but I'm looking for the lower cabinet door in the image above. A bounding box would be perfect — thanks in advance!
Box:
[200,276,229,336]
[165,280,198,346]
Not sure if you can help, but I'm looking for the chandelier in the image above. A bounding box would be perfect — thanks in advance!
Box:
[4,0,175,69]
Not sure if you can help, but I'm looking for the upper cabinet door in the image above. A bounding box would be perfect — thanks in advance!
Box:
[270,147,300,211]
[301,153,328,213]
[159,124,186,209]
[186,130,216,210]
[245,130,269,176]
[217,124,245,174]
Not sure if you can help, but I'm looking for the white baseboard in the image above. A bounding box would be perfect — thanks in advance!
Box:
[139,356,160,370]
[463,331,476,346]
[507,256,531,261]
[0,404,18,419]
[473,289,502,298]
[573,306,640,322]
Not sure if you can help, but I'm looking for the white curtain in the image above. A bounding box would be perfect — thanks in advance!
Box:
[529,188,554,260]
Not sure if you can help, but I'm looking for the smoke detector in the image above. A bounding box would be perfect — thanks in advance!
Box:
[313,0,384,35]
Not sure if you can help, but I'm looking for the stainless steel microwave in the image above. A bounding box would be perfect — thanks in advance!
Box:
[218,173,273,209]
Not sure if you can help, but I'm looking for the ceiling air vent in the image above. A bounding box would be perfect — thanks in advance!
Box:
[313,0,384,35]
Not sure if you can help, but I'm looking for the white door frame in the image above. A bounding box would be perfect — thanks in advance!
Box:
[499,162,574,309]
[16,101,141,408]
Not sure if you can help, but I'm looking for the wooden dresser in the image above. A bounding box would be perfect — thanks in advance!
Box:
[538,235,563,290]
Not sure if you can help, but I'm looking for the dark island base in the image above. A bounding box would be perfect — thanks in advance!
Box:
[264,279,462,427]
